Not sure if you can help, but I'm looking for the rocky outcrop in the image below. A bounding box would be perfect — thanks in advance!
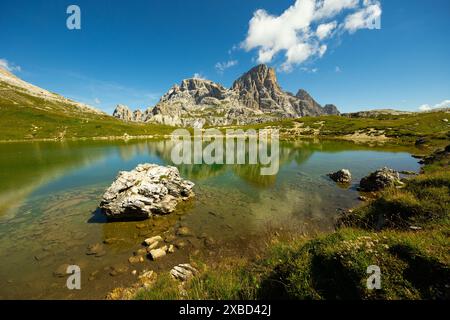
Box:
[133,109,145,122]
[113,105,147,122]
[328,169,352,184]
[99,164,195,220]
[114,64,340,127]
[323,104,340,115]
[113,105,134,121]
[359,167,404,192]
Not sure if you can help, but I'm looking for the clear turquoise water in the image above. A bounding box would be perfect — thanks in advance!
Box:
[0,139,421,299]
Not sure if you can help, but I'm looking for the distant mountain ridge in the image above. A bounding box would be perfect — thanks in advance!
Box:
[113,64,340,128]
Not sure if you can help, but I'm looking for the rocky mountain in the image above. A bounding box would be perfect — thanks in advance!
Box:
[323,104,340,115]
[0,67,103,115]
[112,64,340,128]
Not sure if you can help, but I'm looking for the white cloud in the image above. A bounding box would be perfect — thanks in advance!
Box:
[419,100,450,112]
[343,1,382,33]
[242,0,382,71]
[94,98,101,104]
[215,60,238,73]
[300,67,319,73]
[314,0,359,19]
[0,58,21,72]
[193,73,206,80]
[316,21,338,40]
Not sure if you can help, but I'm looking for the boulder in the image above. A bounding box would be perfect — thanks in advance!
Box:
[144,235,163,246]
[327,169,352,184]
[359,167,404,192]
[112,104,134,121]
[148,246,167,260]
[170,263,198,281]
[100,164,195,220]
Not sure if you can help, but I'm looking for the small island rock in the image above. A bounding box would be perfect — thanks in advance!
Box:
[359,167,404,192]
[327,169,352,184]
[100,164,195,220]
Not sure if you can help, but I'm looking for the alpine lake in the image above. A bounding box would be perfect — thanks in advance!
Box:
[0,138,422,299]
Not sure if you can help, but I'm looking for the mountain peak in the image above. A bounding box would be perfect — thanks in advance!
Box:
[121,64,340,127]
[236,64,278,86]
[231,64,283,111]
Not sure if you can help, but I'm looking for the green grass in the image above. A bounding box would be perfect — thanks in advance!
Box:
[0,83,174,140]
[218,112,450,142]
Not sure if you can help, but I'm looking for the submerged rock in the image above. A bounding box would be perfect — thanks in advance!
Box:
[359,167,404,192]
[176,226,192,237]
[53,264,70,278]
[128,256,144,264]
[100,164,195,220]
[86,243,106,257]
[327,169,352,184]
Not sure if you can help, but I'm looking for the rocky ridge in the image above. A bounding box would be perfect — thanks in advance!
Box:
[112,64,340,127]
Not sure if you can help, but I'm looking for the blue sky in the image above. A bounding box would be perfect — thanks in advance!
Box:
[0,0,449,113]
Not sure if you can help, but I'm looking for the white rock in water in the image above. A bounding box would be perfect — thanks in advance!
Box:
[100,164,195,220]
[149,246,168,260]
[144,235,163,246]
[170,263,198,281]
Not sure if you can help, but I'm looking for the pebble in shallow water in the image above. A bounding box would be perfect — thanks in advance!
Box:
[176,226,192,237]
[148,246,167,260]
[86,243,106,257]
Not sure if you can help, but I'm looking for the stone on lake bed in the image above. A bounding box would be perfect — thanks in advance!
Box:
[53,264,70,278]
[109,264,129,276]
[147,242,160,250]
[135,248,147,256]
[128,256,144,264]
[99,164,195,221]
[86,243,106,257]
[176,226,192,236]
[148,246,168,260]
[174,239,189,249]
[144,235,163,246]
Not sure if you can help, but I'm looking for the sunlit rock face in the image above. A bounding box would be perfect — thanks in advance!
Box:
[100,164,195,220]
[112,104,134,121]
[112,64,340,128]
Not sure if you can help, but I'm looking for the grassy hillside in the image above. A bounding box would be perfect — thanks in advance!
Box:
[132,145,449,300]
[220,111,450,142]
[0,81,174,141]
